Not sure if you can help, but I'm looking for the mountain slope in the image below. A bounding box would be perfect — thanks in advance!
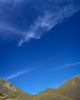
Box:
[0,78,34,100]
[32,92,73,100]
[0,74,80,100]
[38,74,80,100]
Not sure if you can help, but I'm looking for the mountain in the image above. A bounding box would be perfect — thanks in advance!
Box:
[0,78,34,100]
[0,74,80,100]
[35,74,80,100]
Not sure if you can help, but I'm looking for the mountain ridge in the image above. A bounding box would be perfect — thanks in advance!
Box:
[0,74,80,100]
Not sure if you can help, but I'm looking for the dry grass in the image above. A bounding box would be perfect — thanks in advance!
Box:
[0,74,80,100]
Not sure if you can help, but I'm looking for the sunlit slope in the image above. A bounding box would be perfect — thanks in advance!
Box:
[0,74,80,100]
[57,74,80,89]
[40,74,80,100]
[32,92,73,100]
[0,78,34,100]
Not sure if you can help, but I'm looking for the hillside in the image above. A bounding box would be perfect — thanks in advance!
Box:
[0,74,80,100]
[0,78,34,100]
[38,74,80,100]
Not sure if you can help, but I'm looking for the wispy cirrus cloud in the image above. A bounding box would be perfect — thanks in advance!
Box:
[18,0,80,46]
[49,61,80,71]
[5,69,31,80]
[0,0,80,45]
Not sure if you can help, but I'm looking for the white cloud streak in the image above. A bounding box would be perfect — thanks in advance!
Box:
[49,61,80,71]
[0,0,80,45]
[0,21,20,34]
[18,0,80,46]
[5,69,31,80]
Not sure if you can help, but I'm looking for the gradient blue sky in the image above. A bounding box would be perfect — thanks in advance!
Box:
[0,0,80,94]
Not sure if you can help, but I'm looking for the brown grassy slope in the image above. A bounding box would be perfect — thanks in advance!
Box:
[43,87,80,100]
[42,74,80,100]
[57,74,80,89]
[0,78,34,100]
[12,92,34,100]
[32,92,73,100]
[0,74,80,100]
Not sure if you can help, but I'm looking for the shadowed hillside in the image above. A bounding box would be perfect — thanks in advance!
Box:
[0,74,80,100]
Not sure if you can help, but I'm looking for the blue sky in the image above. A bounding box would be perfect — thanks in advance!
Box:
[0,0,80,94]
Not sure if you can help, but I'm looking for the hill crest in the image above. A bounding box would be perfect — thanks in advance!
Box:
[0,74,80,100]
